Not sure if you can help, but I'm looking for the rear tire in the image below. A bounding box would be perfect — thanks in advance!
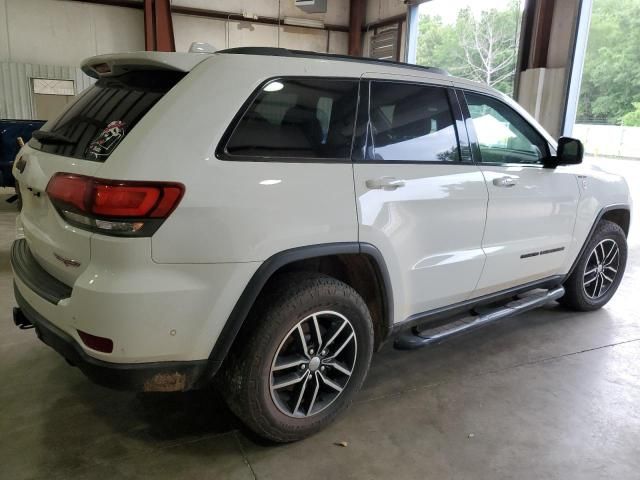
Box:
[220,272,374,442]
[560,220,627,311]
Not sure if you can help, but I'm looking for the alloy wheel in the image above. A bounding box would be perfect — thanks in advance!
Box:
[583,239,620,299]
[269,311,357,418]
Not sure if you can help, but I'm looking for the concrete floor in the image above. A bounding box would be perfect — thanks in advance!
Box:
[1,158,639,480]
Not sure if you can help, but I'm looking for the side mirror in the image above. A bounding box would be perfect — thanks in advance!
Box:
[551,137,584,167]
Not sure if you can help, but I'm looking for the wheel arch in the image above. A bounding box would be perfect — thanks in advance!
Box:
[601,208,630,237]
[566,203,631,279]
[197,242,393,386]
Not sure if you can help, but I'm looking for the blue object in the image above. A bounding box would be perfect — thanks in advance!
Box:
[0,119,46,188]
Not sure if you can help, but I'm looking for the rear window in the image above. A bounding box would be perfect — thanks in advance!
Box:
[222,78,359,160]
[29,70,185,162]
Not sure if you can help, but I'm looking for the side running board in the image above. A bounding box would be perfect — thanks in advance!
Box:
[394,286,565,350]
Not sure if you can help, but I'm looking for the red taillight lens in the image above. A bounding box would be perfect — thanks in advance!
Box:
[45,173,91,212]
[78,330,114,353]
[45,173,184,236]
[93,184,161,217]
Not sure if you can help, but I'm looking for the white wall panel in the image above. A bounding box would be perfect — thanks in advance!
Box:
[174,0,350,26]
[2,0,350,65]
[2,0,143,65]
[0,0,351,121]
[0,0,10,61]
[279,26,328,52]
[172,0,280,19]
[173,14,227,52]
[366,0,406,25]
[328,31,348,55]
[93,5,144,55]
[6,0,95,65]
[279,0,350,26]
[227,21,278,48]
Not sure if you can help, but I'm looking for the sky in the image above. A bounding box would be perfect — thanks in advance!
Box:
[419,0,523,24]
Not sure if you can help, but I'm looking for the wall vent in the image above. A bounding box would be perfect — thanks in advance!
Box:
[370,27,401,61]
[294,0,327,14]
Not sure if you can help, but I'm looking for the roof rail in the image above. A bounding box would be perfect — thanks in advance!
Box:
[217,47,449,76]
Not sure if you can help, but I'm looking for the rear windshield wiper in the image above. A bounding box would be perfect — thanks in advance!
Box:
[32,130,76,145]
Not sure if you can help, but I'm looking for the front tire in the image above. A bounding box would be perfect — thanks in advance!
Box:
[220,272,374,442]
[560,220,627,311]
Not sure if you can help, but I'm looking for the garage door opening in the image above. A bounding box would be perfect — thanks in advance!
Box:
[414,0,525,97]
[572,0,640,160]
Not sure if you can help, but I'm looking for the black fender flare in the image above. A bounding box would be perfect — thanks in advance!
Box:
[196,242,393,386]
[565,203,631,279]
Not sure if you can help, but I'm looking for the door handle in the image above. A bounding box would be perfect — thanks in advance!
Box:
[365,177,406,191]
[493,176,517,188]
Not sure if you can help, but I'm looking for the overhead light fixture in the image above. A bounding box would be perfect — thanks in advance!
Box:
[283,17,325,29]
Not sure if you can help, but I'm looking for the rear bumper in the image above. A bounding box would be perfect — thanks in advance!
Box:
[10,238,71,305]
[14,284,207,391]
[10,236,260,389]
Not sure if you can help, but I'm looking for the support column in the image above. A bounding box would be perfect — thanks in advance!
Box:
[144,0,175,52]
[562,0,593,136]
[515,0,586,138]
[348,0,366,56]
[405,4,419,64]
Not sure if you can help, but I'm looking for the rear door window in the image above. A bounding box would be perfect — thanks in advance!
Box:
[367,81,461,162]
[222,78,359,160]
[30,70,185,162]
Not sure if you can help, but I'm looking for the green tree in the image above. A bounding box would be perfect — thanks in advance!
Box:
[621,103,640,127]
[577,0,640,124]
[416,15,459,72]
[416,1,522,96]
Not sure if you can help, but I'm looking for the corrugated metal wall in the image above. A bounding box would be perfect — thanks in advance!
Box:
[0,62,94,119]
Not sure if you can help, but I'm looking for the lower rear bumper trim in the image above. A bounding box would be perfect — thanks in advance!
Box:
[10,239,72,305]
[14,283,207,392]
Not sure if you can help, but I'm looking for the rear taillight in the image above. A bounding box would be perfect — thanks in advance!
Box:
[46,173,184,236]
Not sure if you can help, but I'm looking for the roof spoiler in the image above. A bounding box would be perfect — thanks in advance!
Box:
[81,51,211,79]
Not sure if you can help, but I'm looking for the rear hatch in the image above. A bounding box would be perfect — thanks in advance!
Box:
[13,52,208,286]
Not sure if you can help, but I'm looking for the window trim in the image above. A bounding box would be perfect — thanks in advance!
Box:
[355,79,469,165]
[460,89,552,168]
[215,76,362,163]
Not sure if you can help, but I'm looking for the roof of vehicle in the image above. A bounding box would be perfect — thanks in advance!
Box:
[82,47,455,83]
[217,47,450,77]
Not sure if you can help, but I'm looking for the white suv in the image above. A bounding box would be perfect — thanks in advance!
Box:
[11,48,631,442]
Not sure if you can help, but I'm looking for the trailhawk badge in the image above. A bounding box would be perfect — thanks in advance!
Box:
[86,120,126,159]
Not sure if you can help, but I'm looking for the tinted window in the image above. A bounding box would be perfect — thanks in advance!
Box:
[465,92,549,164]
[225,79,359,159]
[30,70,185,162]
[367,82,460,162]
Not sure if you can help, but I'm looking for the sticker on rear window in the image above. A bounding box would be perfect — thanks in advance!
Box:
[86,120,126,160]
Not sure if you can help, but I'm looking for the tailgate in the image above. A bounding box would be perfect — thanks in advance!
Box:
[12,58,194,287]
[14,146,100,286]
